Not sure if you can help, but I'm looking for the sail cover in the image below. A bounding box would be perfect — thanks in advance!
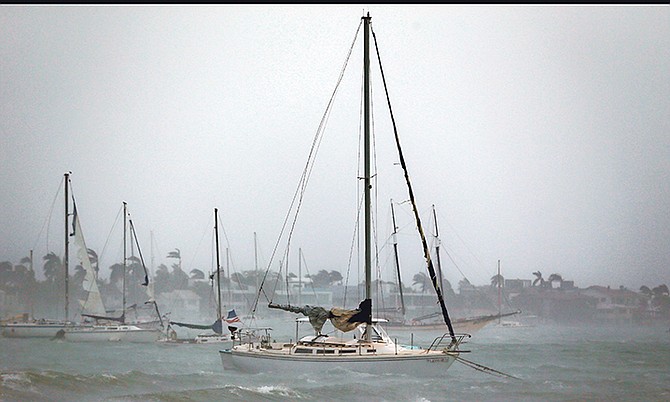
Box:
[269,299,371,334]
[330,299,371,332]
[169,319,223,334]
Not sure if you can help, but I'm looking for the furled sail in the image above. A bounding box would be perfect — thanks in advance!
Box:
[71,201,107,317]
[169,319,223,334]
[81,312,124,323]
[268,299,371,335]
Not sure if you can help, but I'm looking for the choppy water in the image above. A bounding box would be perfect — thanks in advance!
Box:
[2,320,669,401]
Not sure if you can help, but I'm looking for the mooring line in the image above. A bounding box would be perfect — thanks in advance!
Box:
[449,353,520,380]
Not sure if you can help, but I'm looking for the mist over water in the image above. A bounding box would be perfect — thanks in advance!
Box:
[2,319,669,401]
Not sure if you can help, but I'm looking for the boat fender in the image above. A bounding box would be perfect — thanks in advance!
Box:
[50,329,66,341]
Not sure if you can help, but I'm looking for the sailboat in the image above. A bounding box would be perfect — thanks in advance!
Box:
[1,172,94,338]
[63,202,164,342]
[383,203,518,334]
[494,260,526,328]
[220,13,467,376]
[162,208,234,345]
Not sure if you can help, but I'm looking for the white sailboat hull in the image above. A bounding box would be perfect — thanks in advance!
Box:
[159,334,233,346]
[64,325,162,343]
[220,325,464,377]
[1,322,88,338]
[194,334,232,344]
[220,345,458,376]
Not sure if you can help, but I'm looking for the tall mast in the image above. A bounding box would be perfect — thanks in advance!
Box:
[214,208,222,320]
[122,201,127,323]
[298,248,303,305]
[363,12,372,339]
[432,205,444,292]
[497,259,501,324]
[30,249,34,318]
[150,230,155,273]
[390,200,405,317]
[64,172,70,322]
[254,231,259,291]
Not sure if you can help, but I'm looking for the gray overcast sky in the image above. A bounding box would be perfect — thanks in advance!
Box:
[1,5,668,291]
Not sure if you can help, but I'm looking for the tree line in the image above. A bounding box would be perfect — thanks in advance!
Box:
[2,250,668,321]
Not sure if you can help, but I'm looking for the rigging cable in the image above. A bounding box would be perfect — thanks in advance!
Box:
[252,19,364,314]
[128,214,164,327]
[32,175,65,255]
[98,205,123,276]
[450,354,520,380]
[371,24,457,343]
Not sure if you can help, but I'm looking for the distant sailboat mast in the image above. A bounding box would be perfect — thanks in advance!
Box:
[432,205,444,293]
[215,208,223,321]
[254,232,259,292]
[498,259,502,325]
[390,200,405,317]
[64,172,70,322]
[30,249,34,318]
[166,209,225,337]
[122,201,127,324]
[298,248,303,306]
[150,230,155,274]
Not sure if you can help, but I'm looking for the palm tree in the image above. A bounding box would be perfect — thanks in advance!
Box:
[412,272,431,293]
[547,273,563,289]
[42,252,62,283]
[71,264,87,304]
[154,263,171,294]
[532,271,545,287]
[171,263,189,290]
[441,279,456,298]
[87,248,99,275]
[73,264,87,284]
[18,255,35,292]
[652,284,669,297]
[127,256,146,284]
[20,256,33,271]
[230,272,248,290]
[639,285,653,297]
[190,269,205,280]
[308,270,332,288]
[109,262,125,286]
[458,278,473,294]
[12,260,36,309]
[14,263,33,281]
[265,270,284,290]
[167,248,182,271]
[0,261,12,287]
[305,270,343,288]
[156,263,170,277]
[125,256,147,305]
[328,270,343,286]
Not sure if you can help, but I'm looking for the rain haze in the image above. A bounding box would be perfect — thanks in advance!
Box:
[1,5,668,292]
